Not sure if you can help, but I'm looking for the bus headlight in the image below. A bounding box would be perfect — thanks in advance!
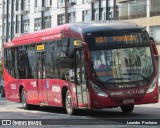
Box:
[147,77,157,93]
[90,81,108,97]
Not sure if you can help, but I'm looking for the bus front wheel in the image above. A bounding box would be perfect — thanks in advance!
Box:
[21,88,32,110]
[121,105,134,113]
[65,90,76,115]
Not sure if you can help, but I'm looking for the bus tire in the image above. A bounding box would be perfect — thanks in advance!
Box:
[121,105,134,113]
[21,88,32,110]
[0,87,5,97]
[65,90,76,115]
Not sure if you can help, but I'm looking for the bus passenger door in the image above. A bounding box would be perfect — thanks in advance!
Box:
[75,49,88,107]
[37,52,48,104]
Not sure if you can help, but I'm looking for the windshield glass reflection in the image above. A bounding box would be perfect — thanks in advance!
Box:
[90,47,153,83]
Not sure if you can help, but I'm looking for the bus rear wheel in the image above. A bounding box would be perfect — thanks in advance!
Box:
[21,88,32,110]
[121,105,134,113]
[65,90,76,115]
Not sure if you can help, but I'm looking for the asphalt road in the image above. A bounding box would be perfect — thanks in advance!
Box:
[0,97,160,128]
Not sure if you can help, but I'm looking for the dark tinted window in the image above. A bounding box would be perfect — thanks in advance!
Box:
[4,48,16,78]
[45,38,75,81]
[26,44,37,78]
[17,46,27,79]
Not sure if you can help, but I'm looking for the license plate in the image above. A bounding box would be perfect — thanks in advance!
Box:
[123,99,134,104]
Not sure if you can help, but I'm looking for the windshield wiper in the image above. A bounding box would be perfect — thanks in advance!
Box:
[105,77,130,83]
[121,73,150,82]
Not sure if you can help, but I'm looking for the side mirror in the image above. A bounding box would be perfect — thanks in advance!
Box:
[150,37,158,56]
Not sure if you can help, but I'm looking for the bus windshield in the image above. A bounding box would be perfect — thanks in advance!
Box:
[90,46,154,84]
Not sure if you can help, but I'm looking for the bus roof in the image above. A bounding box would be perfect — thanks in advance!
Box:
[4,21,143,48]
[69,21,142,34]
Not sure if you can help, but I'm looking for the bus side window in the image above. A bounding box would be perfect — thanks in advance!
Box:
[58,38,75,82]
[5,49,10,74]
[45,42,54,78]
[4,49,8,71]
[10,48,15,77]
[26,45,35,79]
[76,50,86,84]
[17,46,27,79]
[4,48,16,78]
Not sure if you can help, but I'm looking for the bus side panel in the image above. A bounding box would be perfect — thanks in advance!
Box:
[4,69,20,103]
[5,78,40,105]
[5,79,21,103]
[69,82,78,108]
[46,79,66,107]
[24,79,39,105]
[4,69,39,105]
[45,79,78,108]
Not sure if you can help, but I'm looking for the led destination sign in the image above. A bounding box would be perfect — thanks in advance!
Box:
[86,31,150,49]
[95,35,136,44]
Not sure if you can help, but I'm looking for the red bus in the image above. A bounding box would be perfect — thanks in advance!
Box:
[3,22,159,115]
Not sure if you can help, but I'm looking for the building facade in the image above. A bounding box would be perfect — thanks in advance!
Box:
[117,0,160,52]
[1,0,115,43]
[0,0,160,53]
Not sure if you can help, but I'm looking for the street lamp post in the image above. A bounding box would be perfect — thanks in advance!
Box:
[6,0,9,43]
[64,0,68,23]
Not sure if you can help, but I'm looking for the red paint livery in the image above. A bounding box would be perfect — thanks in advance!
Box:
[3,22,159,115]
